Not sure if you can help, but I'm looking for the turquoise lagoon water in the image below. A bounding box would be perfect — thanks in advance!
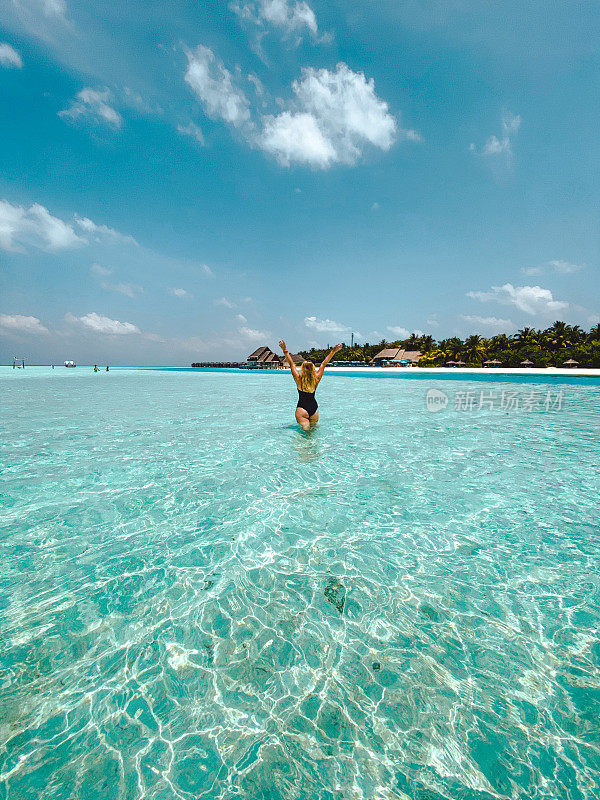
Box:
[1,367,599,800]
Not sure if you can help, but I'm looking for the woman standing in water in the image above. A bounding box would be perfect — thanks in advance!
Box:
[279,341,342,431]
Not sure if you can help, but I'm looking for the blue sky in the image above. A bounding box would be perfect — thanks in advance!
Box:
[1,0,598,364]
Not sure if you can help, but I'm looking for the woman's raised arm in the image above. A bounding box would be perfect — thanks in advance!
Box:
[316,343,342,382]
[279,340,300,382]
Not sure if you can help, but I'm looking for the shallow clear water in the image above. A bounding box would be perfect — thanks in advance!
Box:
[1,367,599,800]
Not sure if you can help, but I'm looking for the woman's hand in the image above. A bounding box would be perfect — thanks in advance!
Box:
[279,339,288,353]
[333,343,342,353]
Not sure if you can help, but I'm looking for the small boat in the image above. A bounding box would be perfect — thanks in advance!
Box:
[64,360,76,367]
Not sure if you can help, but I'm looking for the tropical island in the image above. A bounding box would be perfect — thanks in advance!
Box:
[301,321,600,368]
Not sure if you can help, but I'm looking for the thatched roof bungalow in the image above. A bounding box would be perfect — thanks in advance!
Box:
[371,347,422,365]
[246,346,282,367]
[248,346,272,362]
[246,346,302,369]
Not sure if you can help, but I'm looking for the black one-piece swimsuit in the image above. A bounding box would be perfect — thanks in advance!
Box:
[297,389,318,417]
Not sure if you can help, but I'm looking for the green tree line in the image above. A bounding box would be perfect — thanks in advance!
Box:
[300,322,600,368]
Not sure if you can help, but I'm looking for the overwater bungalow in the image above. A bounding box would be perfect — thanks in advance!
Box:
[245,346,302,369]
[247,346,276,363]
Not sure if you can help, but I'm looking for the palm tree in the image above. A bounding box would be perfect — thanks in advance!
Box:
[489,333,510,354]
[515,327,536,345]
[464,335,487,364]
[419,335,435,353]
[545,320,570,350]
[439,337,463,360]
[588,323,600,341]
[570,325,584,343]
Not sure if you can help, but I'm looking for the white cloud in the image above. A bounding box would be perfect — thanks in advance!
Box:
[201,263,214,277]
[304,315,349,333]
[231,0,319,37]
[475,112,521,165]
[248,73,266,101]
[426,315,439,328]
[259,0,317,34]
[260,63,406,167]
[65,312,140,335]
[502,113,521,136]
[102,281,143,298]
[12,0,67,19]
[90,263,143,297]
[177,121,205,145]
[523,260,584,277]
[0,43,23,69]
[239,325,269,340]
[467,283,568,315]
[387,326,409,338]
[483,136,510,156]
[122,87,163,115]
[293,64,405,151]
[0,201,28,251]
[42,0,66,16]
[236,313,247,323]
[261,111,336,167]
[90,262,112,276]
[460,315,516,330]
[1,201,136,255]
[387,325,424,338]
[548,259,584,274]
[59,87,122,127]
[184,45,251,128]
[28,203,84,249]
[522,265,543,276]
[0,199,85,251]
[183,47,411,169]
[0,313,48,334]
[214,296,235,308]
[169,287,192,298]
[75,216,138,246]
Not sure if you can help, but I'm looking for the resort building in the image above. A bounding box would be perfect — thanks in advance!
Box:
[246,346,303,368]
[371,347,422,366]
[247,346,283,367]
[191,347,303,369]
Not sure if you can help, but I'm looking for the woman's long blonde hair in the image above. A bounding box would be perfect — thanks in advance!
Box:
[299,360,317,392]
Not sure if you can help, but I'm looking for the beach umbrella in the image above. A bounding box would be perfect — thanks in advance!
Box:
[520,359,534,366]
[563,358,579,367]
[484,359,502,367]
[456,360,466,366]
[446,360,456,366]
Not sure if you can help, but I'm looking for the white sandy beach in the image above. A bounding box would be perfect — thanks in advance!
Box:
[319,366,600,377]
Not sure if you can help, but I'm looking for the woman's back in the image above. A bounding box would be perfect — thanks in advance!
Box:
[278,340,342,430]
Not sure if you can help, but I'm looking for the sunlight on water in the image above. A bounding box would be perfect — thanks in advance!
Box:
[1,368,599,799]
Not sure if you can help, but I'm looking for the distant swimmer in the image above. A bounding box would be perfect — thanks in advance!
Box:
[94,365,98,372]
[279,340,342,431]
[106,366,109,372]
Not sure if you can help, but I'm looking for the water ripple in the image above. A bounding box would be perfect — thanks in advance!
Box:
[1,369,599,799]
